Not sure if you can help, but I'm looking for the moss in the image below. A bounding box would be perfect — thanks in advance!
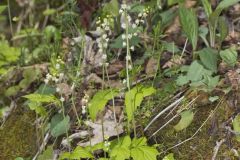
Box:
[145,97,240,160]
[0,106,37,160]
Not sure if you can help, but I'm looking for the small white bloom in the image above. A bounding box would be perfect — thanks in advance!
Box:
[82,105,86,109]
[82,109,86,114]
[128,34,132,39]
[122,79,126,84]
[121,4,127,9]
[56,87,60,92]
[119,9,123,14]
[46,73,52,79]
[59,73,64,78]
[121,23,126,29]
[105,63,109,67]
[105,38,109,42]
[96,26,101,31]
[123,42,127,47]
[105,26,110,31]
[128,65,132,70]
[126,55,131,61]
[102,54,107,60]
[103,43,108,48]
[60,97,65,102]
[132,23,137,28]
[54,78,59,83]
[135,19,140,25]
[55,63,60,70]
[143,12,147,17]
[130,46,134,51]
[138,13,142,17]
[99,48,103,53]
[102,34,107,39]
[127,15,131,21]
[44,79,49,84]
[140,20,145,23]
[133,32,138,36]
[122,34,126,40]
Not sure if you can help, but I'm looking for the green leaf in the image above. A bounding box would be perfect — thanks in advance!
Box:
[233,115,240,142]
[198,48,218,72]
[37,146,53,160]
[201,0,212,18]
[176,75,189,86]
[110,145,130,160]
[218,16,228,43]
[103,0,119,16]
[163,153,175,160]
[125,86,156,122]
[0,5,7,14]
[131,146,158,160]
[43,9,56,16]
[220,47,238,67]
[174,110,194,131]
[179,5,199,50]
[186,61,205,82]
[5,85,21,96]
[216,0,240,11]
[23,93,60,104]
[209,96,219,102]
[89,89,118,121]
[28,101,47,117]
[70,146,94,159]
[50,114,70,137]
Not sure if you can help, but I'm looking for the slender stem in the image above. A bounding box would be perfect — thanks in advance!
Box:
[7,0,13,37]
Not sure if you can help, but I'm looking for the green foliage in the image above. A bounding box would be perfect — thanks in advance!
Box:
[59,146,93,160]
[50,113,70,137]
[233,115,240,142]
[37,146,53,160]
[0,5,7,14]
[218,16,228,44]
[23,93,60,104]
[89,89,118,121]
[103,0,119,16]
[220,47,238,67]
[0,39,20,74]
[179,5,199,50]
[43,9,57,16]
[198,48,218,72]
[110,136,131,160]
[125,85,156,122]
[174,110,194,131]
[163,153,175,160]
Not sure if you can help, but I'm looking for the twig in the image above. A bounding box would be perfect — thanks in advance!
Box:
[144,96,185,131]
[163,97,223,153]
[211,139,226,160]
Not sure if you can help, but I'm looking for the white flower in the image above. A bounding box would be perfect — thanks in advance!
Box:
[44,79,49,84]
[132,23,137,28]
[130,46,134,51]
[99,48,103,53]
[106,38,109,42]
[105,63,109,67]
[59,73,64,78]
[127,15,131,21]
[121,23,126,29]
[133,32,138,36]
[123,42,127,47]
[56,87,60,92]
[96,26,101,31]
[119,9,123,14]
[102,34,107,39]
[138,13,142,17]
[128,65,132,70]
[56,63,60,70]
[46,73,52,79]
[122,34,126,40]
[126,55,131,61]
[82,109,86,114]
[60,97,65,102]
[103,43,108,48]
[122,79,126,84]
[105,26,110,31]
[128,34,132,39]
[102,54,107,60]
[135,19,140,25]
[82,105,86,110]
[143,12,147,17]
[121,4,127,9]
